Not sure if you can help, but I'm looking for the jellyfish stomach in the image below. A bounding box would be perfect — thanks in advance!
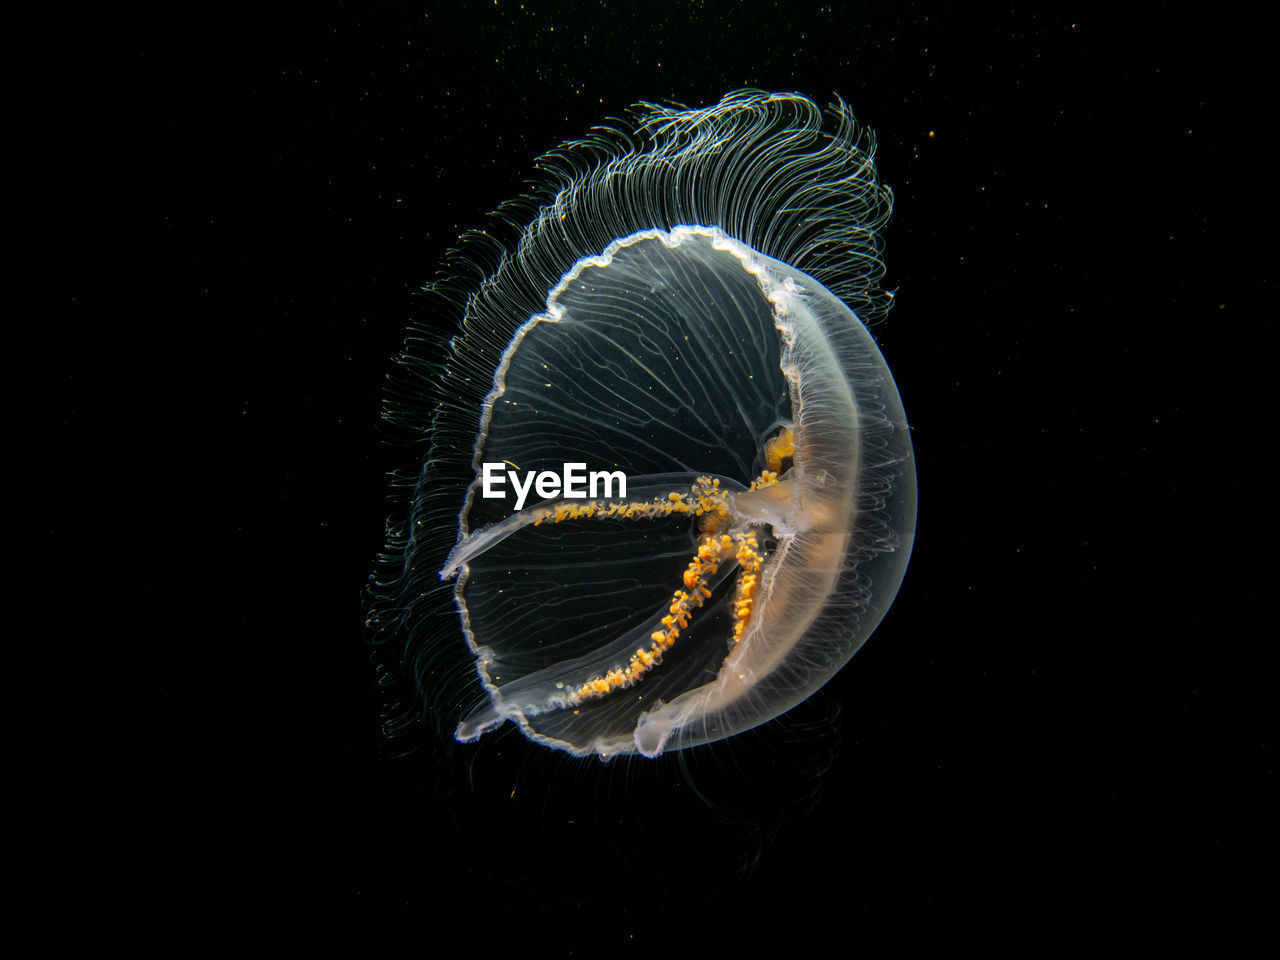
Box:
[728,465,849,539]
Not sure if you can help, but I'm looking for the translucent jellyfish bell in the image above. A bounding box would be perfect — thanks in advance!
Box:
[367,91,916,759]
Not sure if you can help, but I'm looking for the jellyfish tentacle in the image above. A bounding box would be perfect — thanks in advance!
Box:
[730,530,767,644]
[456,467,784,741]
[455,542,743,740]
[552,466,782,702]
[439,474,744,579]
[563,528,735,704]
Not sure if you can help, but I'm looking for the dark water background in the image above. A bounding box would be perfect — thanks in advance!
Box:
[47,1,1269,951]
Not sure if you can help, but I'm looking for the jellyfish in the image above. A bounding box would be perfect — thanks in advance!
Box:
[366,91,916,759]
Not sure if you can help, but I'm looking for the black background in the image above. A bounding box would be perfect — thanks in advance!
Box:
[51,0,1270,951]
